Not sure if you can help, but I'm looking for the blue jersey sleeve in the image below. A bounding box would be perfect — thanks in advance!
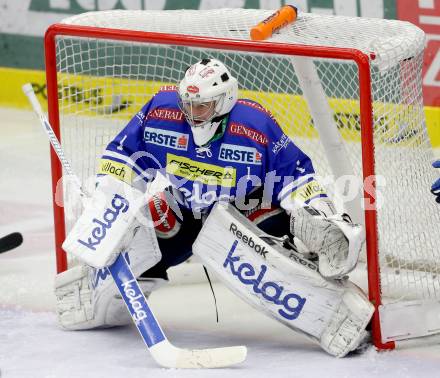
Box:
[264,118,328,209]
[97,100,157,190]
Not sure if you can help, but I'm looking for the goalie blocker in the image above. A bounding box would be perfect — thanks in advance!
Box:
[193,204,374,357]
[55,225,164,330]
[56,175,164,330]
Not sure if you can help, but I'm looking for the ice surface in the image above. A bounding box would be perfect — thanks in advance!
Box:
[1,107,440,377]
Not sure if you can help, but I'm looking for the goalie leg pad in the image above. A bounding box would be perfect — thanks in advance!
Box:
[55,265,166,330]
[55,264,94,330]
[193,204,373,357]
[320,284,374,357]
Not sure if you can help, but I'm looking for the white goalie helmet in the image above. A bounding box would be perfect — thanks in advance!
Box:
[178,58,238,146]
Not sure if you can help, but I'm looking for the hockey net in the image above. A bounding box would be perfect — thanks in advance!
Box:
[44,9,440,349]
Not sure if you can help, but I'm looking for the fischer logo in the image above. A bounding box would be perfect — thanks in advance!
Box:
[224,240,306,321]
[229,222,268,258]
[186,85,199,93]
[144,128,189,150]
[77,194,129,251]
[166,153,236,187]
[121,278,148,322]
[229,123,268,146]
[219,143,262,165]
[147,108,185,122]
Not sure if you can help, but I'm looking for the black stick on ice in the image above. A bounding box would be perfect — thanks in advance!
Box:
[0,233,23,253]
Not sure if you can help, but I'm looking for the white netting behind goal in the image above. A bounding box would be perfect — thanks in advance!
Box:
[51,9,440,304]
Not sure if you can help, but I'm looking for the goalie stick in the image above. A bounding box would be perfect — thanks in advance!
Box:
[22,83,247,369]
[0,232,23,253]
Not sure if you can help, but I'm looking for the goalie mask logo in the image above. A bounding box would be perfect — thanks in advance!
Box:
[199,67,215,78]
[186,85,199,93]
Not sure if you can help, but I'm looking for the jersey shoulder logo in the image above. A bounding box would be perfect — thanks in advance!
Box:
[271,133,291,154]
[144,128,189,151]
[228,122,268,146]
[236,100,277,123]
[147,107,185,123]
[97,159,134,184]
[159,85,178,92]
[290,179,327,203]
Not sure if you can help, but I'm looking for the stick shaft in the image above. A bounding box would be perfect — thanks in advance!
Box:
[22,83,90,200]
[108,254,167,347]
[22,82,246,368]
[22,83,76,177]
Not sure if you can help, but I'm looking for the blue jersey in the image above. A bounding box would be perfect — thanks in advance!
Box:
[98,87,326,213]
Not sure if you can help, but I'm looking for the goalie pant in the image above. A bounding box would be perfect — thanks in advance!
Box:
[192,204,374,358]
[142,186,292,280]
[56,184,293,330]
[58,177,369,352]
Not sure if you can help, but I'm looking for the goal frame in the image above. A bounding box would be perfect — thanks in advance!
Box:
[44,23,388,349]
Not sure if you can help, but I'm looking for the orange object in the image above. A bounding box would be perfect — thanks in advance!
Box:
[250,5,298,41]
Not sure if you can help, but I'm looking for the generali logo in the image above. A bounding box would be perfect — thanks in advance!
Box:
[147,108,185,122]
[187,85,199,93]
[229,123,269,146]
[159,85,178,92]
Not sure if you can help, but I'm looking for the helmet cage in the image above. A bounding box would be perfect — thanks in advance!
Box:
[178,94,225,127]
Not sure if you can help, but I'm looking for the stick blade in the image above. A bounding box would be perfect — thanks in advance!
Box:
[175,345,247,369]
[0,232,23,253]
[150,341,247,368]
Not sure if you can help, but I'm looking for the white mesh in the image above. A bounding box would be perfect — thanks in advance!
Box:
[62,9,424,69]
[51,9,440,306]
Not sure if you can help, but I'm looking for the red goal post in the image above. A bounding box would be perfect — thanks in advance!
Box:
[43,9,439,351]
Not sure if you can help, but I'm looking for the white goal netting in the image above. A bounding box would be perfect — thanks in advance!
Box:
[50,9,439,306]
